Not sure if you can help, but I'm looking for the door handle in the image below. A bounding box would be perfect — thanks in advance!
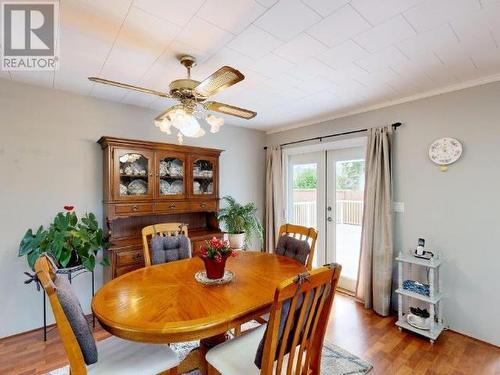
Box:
[327,217,333,222]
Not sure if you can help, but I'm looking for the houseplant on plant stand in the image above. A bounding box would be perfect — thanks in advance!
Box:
[199,237,236,279]
[217,196,263,250]
[18,206,110,273]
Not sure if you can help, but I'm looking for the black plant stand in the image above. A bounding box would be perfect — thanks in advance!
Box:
[40,265,95,341]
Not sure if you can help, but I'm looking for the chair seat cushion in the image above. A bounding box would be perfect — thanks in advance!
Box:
[207,325,305,375]
[207,325,266,375]
[87,336,179,375]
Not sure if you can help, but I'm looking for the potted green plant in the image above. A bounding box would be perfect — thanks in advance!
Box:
[217,196,263,249]
[18,206,110,271]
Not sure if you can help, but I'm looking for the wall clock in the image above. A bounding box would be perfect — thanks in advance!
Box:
[428,137,463,171]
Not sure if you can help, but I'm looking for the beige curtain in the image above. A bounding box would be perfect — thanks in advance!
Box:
[265,145,284,252]
[355,126,394,316]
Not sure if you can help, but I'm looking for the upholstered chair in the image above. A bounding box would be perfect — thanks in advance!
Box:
[142,223,191,267]
[34,254,180,375]
[275,224,318,271]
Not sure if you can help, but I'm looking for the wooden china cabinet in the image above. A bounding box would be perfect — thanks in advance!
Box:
[98,136,223,282]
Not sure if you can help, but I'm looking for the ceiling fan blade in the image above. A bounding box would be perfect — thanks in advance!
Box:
[194,66,244,97]
[205,101,257,119]
[88,77,171,98]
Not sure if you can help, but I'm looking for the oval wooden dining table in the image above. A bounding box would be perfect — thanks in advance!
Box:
[92,252,306,374]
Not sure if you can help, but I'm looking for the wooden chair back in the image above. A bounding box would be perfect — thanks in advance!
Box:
[260,264,341,375]
[277,224,318,270]
[142,223,189,266]
[35,254,87,375]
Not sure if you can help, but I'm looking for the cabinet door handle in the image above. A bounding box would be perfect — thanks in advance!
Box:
[133,253,142,260]
[169,204,176,209]
[200,203,206,208]
[132,205,139,211]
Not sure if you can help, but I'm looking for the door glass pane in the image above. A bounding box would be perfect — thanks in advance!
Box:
[159,157,184,196]
[193,160,213,195]
[119,153,149,196]
[291,163,318,229]
[335,160,364,289]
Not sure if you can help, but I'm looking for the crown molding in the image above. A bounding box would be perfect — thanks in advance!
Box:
[265,73,500,135]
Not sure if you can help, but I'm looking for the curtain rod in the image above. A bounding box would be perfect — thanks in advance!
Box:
[263,122,402,150]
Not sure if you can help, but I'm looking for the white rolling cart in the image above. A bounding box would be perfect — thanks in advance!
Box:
[395,252,445,343]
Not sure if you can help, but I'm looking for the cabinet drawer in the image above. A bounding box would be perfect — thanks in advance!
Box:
[155,201,191,213]
[115,263,142,278]
[190,200,217,212]
[114,203,154,216]
[116,249,144,267]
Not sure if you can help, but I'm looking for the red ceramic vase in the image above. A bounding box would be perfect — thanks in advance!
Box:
[202,256,228,279]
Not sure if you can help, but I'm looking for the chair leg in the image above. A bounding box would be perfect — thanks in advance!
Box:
[255,316,267,324]
[207,363,221,375]
[234,325,242,337]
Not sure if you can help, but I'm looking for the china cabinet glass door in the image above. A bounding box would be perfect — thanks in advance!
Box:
[113,148,154,200]
[190,156,217,198]
[156,152,186,199]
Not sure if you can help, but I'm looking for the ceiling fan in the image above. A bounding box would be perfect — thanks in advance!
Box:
[88,55,257,143]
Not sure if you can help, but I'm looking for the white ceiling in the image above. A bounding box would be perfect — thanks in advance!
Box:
[3,0,500,132]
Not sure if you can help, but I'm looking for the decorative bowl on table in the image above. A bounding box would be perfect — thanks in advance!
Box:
[128,179,147,195]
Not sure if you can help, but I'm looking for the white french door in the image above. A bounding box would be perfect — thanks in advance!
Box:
[285,142,365,292]
[326,147,365,292]
[286,152,325,267]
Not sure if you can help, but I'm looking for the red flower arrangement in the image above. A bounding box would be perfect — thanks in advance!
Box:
[199,237,236,279]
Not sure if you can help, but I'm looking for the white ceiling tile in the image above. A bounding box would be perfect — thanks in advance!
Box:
[255,0,321,41]
[403,0,481,33]
[121,91,157,107]
[204,48,254,71]
[397,25,459,59]
[355,46,409,73]
[9,72,54,88]
[350,0,425,25]
[286,58,337,80]
[273,33,328,63]
[251,53,295,77]
[307,5,372,47]
[149,97,178,111]
[176,17,234,55]
[471,48,500,73]
[133,0,204,27]
[197,0,266,34]
[255,0,278,7]
[317,40,370,69]
[262,72,303,91]
[227,25,281,59]
[354,16,416,53]
[91,83,128,102]
[301,0,350,17]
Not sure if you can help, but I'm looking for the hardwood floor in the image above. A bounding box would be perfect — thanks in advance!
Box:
[0,294,498,374]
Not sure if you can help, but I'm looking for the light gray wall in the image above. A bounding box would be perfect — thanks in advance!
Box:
[267,81,500,346]
[0,78,266,338]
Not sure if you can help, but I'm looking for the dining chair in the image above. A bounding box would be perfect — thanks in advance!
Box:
[233,224,319,338]
[276,224,318,271]
[207,263,341,375]
[34,254,180,375]
[142,223,190,267]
